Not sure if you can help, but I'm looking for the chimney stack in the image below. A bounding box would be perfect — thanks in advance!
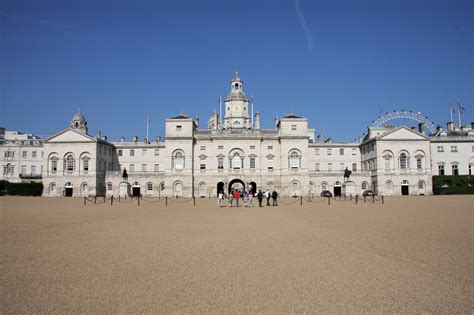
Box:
[418,122,425,134]
[447,122,454,132]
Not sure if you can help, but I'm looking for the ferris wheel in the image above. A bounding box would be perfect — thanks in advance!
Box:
[372,110,437,135]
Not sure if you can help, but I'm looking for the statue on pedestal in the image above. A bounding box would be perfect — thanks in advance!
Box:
[344,167,352,182]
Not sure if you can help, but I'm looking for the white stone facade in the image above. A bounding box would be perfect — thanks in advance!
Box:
[1,74,473,197]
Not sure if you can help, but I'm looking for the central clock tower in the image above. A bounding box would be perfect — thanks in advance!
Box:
[223,71,250,129]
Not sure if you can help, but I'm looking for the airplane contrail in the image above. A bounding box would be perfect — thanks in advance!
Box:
[294,0,313,54]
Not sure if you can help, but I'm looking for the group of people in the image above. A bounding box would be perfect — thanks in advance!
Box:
[217,189,278,207]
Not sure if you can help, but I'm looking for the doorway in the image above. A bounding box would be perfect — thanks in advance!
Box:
[64,182,73,197]
[217,182,224,197]
[249,182,257,195]
[401,180,409,195]
[132,182,141,197]
[333,181,342,197]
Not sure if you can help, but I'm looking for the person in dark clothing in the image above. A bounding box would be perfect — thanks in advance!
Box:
[272,190,278,206]
[257,190,263,207]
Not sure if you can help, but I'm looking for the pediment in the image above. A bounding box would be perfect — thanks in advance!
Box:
[378,127,429,141]
[45,128,96,143]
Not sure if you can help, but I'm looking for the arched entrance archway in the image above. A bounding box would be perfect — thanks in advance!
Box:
[249,182,257,195]
[228,179,245,194]
[217,182,225,197]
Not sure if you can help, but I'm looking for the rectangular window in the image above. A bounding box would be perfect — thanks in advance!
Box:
[267,158,274,170]
[340,148,344,155]
[327,148,332,155]
[315,148,319,155]
[31,165,36,174]
[437,146,444,152]
[154,149,159,156]
[315,163,320,172]
[218,158,224,169]
[328,163,332,171]
[130,150,135,156]
[41,151,44,158]
[22,151,27,158]
[438,164,444,175]
[250,145,255,150]
[200,159,206,170]
[21,165,26,174]
[176,125,182,131]
[385,158,390,171]
[200,146,206,150]
[142,164,146,172]
[218,145,223,150]
[451,145,458,152]
[142,149,147,156]
[291,125,297,131]
[130,164,134,172]
[352,148,356,155]
[417,159,422,170]
[452,164,458,175]
[154,164,159,172]
[51,160,57,173]
[250,158,256,169]
[32,151,37,158]
[268,146,273,150]
[352,163,357,171]
[118,149,123,156]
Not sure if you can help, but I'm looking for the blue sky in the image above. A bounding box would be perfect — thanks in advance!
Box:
[1,0,472,142]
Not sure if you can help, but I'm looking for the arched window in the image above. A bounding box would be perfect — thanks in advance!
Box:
[147,182,153,191]
[362,182,368,190]
[399,153,408,170]
[82,158,90,174]
[65,155,75,173]
[81,183,89,195]
[267,182,274,190]
[107,182,113,190]
[321,181,328,191]
[174,181,182,195]
[418,180,425,189]
[199,182,206,196]
[385,180,393,192]
[49,182,56,195]
[289,151,300,169]
[50,157,58,174]
[173,151,184,170]
[232,153,242,169]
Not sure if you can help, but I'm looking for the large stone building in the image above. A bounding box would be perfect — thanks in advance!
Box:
[1,73,473,197]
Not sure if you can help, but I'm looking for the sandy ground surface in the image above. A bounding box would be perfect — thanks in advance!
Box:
[0,195,473,313]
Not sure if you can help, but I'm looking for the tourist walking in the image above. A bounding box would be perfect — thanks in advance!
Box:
[218,191,224,207]
[265,190,271,206]
[257,190,263,207]
[229,190,234,207]
[248,191,253,207]
[272,190,278,206]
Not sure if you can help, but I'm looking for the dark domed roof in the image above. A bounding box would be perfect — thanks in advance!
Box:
[72,110,86,122]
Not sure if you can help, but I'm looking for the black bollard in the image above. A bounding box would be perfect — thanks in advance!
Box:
[84,197,86,206]
[382,196,384,204]
[111,195,113,205]
[138,197,140,206]
[355,195,358,204]
[328,197,330,205]
[364,195,366,203]
[166,196,168,206]
[372,195,375,203]
[300,196,302,206]
[94,196,97,204]
[193,197,196,206]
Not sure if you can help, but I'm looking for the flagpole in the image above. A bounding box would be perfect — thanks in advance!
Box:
[450,102,453,122]
[219,96,222,129]
[458,101,462,127]
[146,115,149,142]
[251,95,254,129]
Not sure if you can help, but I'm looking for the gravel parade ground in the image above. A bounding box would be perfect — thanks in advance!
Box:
[1,195,472,313]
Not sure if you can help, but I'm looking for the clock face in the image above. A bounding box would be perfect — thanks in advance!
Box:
[233,105,239,112]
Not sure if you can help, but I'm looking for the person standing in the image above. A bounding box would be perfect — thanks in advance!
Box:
[272,190,278,206]
[218,191,224,207]
[248,191,253,207]
[233,190,240,207]
[229,190,234,207]
[257,190,263,207]
[265,190,271,206]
